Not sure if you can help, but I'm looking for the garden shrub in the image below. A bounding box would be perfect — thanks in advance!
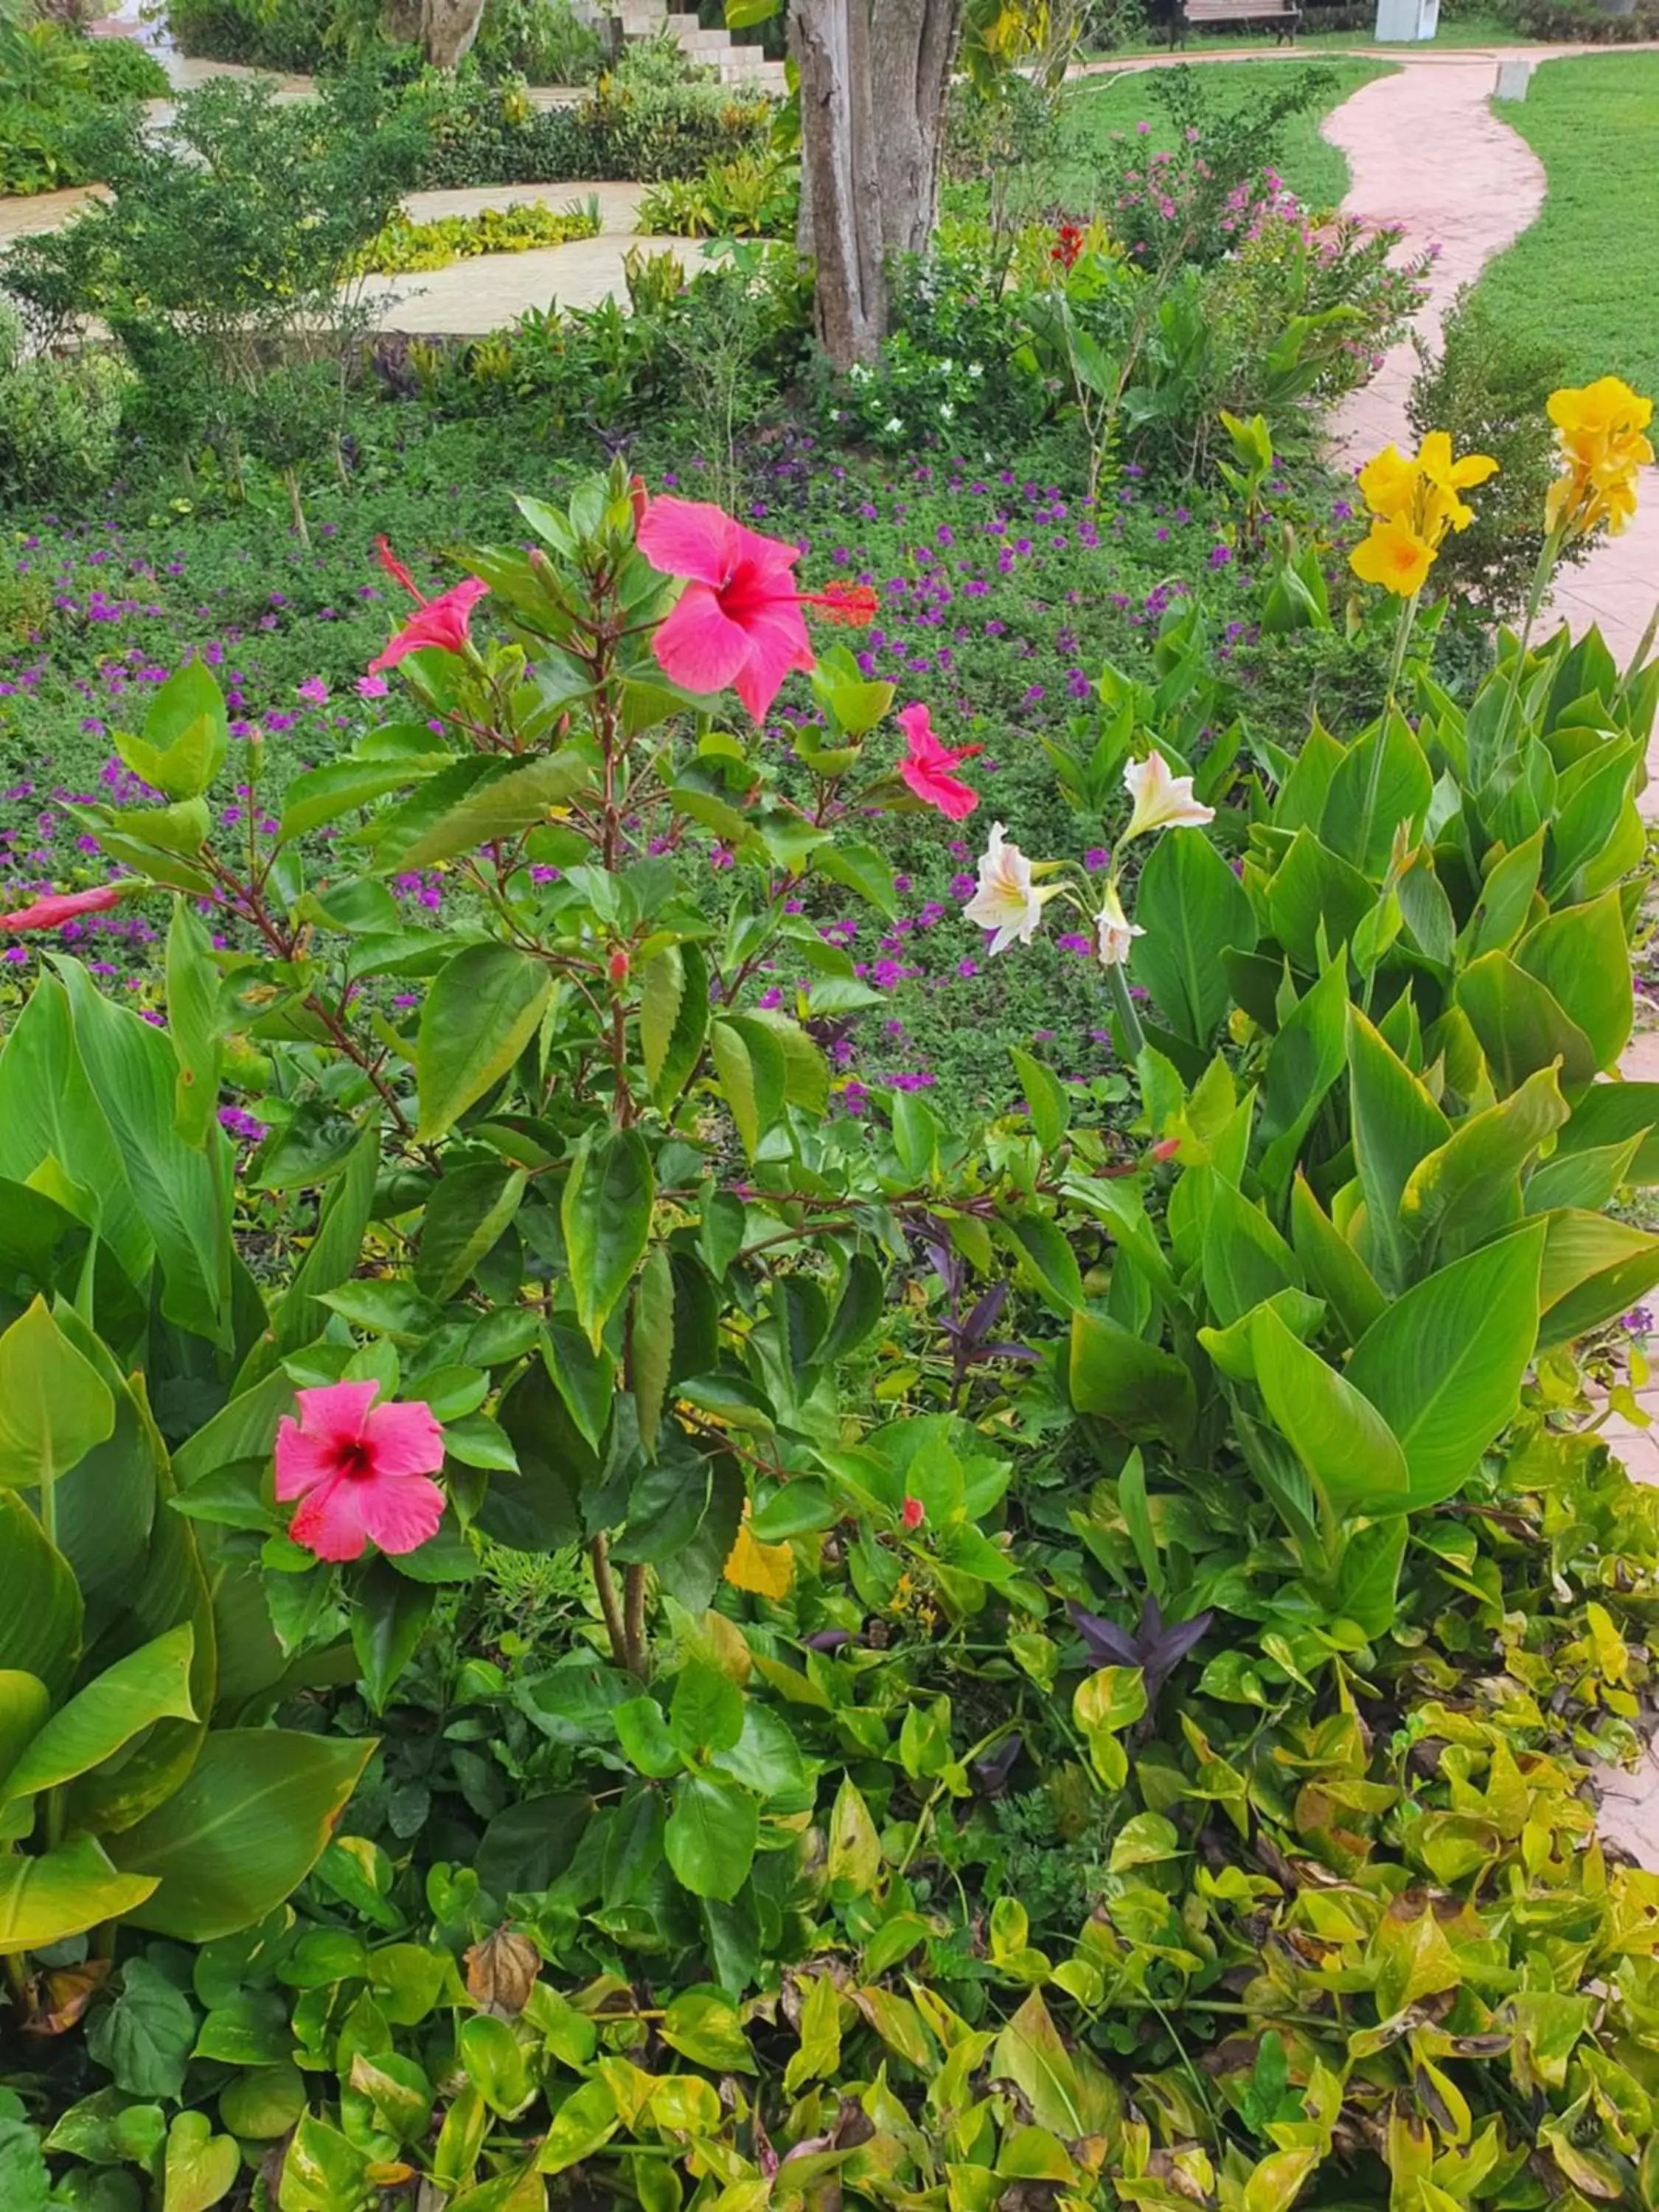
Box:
[0,299,130,507]
[164,0,602,74]
[349,193,602,275]
[406,68,593,187]
[77,32,172,97]
[636,151,799,238]
[1489,0,1659,35]
[402,51,773,189]
[470,0,604,81]
[1,74,426,490]
[1407,288,1594,619]
[0,10,164,194]
[574,50,776,183]
[163,0,334,68]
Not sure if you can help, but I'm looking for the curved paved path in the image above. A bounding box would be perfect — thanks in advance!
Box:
[1321,49,1659,670]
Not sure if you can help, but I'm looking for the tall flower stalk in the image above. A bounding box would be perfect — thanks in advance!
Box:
[1490,377,1654,759]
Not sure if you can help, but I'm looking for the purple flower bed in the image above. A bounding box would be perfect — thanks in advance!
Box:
[1,435,1366,1113]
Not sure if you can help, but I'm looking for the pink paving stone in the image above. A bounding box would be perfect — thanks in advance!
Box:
[1323,52,1659,669]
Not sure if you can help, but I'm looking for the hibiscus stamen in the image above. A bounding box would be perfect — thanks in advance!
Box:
[801,580,879,627]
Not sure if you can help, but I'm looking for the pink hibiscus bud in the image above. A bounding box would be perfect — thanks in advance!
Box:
[276,1380,447,1562]
[0,883,126,933]
[901,1496,925,1531]
[375,535,422,600]
[627,473,650,533]
[368,577,490,677]
[1150,1136,1180,1161]
[896,701,981,823]
[608,946,630,985]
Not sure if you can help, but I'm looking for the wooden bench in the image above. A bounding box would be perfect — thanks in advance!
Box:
[1169,0,1301,46]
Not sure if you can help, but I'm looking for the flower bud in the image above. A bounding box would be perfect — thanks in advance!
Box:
[628,474,650,534]
[901,1496,925,1531]
[608,947,630,986]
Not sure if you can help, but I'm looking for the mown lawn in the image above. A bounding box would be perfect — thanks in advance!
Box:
[1477,53,1659,396]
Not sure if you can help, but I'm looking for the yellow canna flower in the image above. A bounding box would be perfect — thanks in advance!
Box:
[1353,432,1498,579]
[1350,518,1437,597]
[1357,444,1419,524]
[1548,375,1653,448]
[1417,429,1500,495]
[1546,376,1653,540]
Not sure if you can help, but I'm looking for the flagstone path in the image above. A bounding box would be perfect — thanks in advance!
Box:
[1321,49,1659,675]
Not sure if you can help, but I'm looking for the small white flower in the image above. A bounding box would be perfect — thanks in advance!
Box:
[849,363,870,383]
[1122,749,1214,841]
[885,415,904,436]
[963,822,1057,956]
[939,402,956,422]
[968,361,984,379]
[1096,878,1144,968]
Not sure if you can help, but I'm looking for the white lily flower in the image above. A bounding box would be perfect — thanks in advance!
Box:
[1122,749,1214,841]
[1096,878,1144,968]
[964,822,1055,955]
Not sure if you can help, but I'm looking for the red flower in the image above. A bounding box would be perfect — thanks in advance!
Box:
[901,1496,925,1531]
[0,884,126,933]
[276,1380,446,1562]
[608,947,630,985]
[1051,223,1085,271]
[896,702,981,822]
[369,536,489,675]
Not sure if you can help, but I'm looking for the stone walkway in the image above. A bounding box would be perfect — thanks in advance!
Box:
[1321,48,1659,671]
[352,181,714,335]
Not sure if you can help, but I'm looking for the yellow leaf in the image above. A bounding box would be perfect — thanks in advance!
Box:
[723,1520,794,1599]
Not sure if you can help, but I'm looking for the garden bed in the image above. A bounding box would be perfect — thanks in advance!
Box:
[4,45,1659,2212]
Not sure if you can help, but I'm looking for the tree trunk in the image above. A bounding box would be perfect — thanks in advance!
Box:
[870,0,956,257]
[793,0,961,369]
[417,0,487,67]
[793,0,885,367]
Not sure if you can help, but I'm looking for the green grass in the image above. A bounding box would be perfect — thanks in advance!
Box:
[1475,54,1659,395]
[1085,13,1523,54]
[1056,56,1397,210]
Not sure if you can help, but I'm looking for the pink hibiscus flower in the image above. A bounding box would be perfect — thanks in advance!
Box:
[636,497,875,723]
[896,702,981,821]
[0,884,126,932]
[368,535,489,676]
[276,1380,446,1562]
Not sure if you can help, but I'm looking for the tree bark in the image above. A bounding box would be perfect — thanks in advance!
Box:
[793,0,885,366]
[793,0,961,369]
[417,0,487,67]
[870,0,957,257]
